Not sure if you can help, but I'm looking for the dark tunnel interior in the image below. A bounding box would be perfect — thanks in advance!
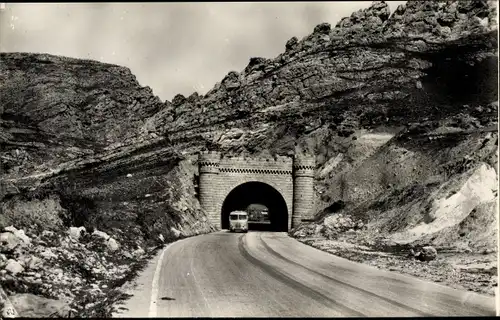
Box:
[221,182,288,232]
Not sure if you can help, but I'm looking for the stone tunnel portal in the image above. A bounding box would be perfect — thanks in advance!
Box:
[198,151,316,231]
[221,182,288,232]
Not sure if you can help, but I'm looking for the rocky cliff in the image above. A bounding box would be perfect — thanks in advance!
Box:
[0,0,498,315]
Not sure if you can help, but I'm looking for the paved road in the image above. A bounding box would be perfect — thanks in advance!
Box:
[117,231,496,317]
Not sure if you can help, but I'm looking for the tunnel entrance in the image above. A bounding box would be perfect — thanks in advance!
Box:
[221,182,288,232]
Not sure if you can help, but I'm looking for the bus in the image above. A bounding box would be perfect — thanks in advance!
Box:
[229,211,248,233]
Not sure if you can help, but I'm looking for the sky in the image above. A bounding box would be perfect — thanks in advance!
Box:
[0,1,405,102]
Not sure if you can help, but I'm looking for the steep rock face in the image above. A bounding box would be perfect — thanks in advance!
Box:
[156,0,497,153]
[1,54,162,177]
[0,55,213,243]
[1,53,160,142]
[0,0,498,247]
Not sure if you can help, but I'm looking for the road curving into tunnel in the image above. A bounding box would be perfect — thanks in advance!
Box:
[116,231,497,317]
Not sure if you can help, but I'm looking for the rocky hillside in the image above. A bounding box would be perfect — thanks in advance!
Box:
[0,0,498,315]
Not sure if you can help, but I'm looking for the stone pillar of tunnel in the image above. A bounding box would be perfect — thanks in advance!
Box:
[198,151,221,230]
[292,155,315,228]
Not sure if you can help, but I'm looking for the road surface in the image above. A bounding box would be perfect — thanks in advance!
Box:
[114,231,497,317]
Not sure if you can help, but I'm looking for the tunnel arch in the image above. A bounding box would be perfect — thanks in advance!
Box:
[221,181,289,232]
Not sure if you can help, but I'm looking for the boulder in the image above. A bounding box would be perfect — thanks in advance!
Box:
[5,259,24,275]
[292,227,307,238]
[4,226,31,245]
[324,214,358,231]
[93,229,111,241]
[323,215,337,229]
[68,226,86,240]
[410,246,438,262]
[9,293,72,318]
[420,246,438,261]
[133,247,145,257]
[107,238,119,252]
[0,232,22,252]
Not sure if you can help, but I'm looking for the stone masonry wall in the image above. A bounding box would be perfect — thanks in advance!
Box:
[198,151,315,230]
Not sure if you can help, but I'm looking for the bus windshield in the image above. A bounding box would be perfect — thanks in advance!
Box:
[230,214,247,220]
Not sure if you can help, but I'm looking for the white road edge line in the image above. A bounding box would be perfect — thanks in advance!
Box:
[148,244,170,318]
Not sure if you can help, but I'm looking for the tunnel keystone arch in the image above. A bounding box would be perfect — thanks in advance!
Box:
[221,182,289,231]
[197,151,315,231]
